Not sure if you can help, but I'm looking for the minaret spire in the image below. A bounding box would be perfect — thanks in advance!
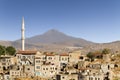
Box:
[21,17,25,51]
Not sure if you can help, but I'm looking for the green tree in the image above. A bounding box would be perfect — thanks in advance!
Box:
[0,45,6,55]
[6,46,16,55]
[102,48,110,54]
[87,52,94,61]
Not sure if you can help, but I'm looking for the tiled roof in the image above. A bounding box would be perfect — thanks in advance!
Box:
[46,53,55,56]
[17,50,37,55]
[60,53,69,56]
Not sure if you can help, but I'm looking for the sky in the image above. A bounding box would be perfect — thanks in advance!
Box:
[0,0,120,43]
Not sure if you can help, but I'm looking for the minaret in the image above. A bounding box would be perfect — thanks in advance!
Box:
[21,17,25,51]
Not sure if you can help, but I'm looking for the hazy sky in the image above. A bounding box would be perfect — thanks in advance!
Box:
[0,0,120,43]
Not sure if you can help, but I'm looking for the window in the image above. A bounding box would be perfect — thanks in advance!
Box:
[7,60,9,62]
[48,57,52,60]
[95,78,97,80]
[43,57,46,60]
[46,68,48,70]
[2,59,6,62]
[62,76,64,79]
[36,60,40,63]
[27,68,30,70]
[36,66,40,69]
[89,77,93,80]
[50,67,52,70]
[27,56,31,59]
[55,68,57,70]
[65,58,67,60]
[7,76,9,79]
[2,63,6,65]
[91,77,93,80]
[23,56,25,58]
[51,71,53,73]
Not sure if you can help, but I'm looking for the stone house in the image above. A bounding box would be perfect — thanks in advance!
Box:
[59,53,69,64]
[10,70,21,79]
[69,50,81,63]
[0,55,12,70]
[56,73,79,80]
[46,53,55,64]
[16,50,39,65]
[41,64,58,78]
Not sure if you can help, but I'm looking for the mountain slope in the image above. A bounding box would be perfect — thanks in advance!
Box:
[24,29,95,47]
[0,40,12,46]
[0,29,120,52]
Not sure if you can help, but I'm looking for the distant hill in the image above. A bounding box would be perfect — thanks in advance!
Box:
[0,29,120,53]
[0,40,12,46]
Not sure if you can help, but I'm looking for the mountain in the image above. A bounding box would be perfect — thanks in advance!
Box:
[25,29,95,46]
[0,29,120,53]
[14,29,95,52]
